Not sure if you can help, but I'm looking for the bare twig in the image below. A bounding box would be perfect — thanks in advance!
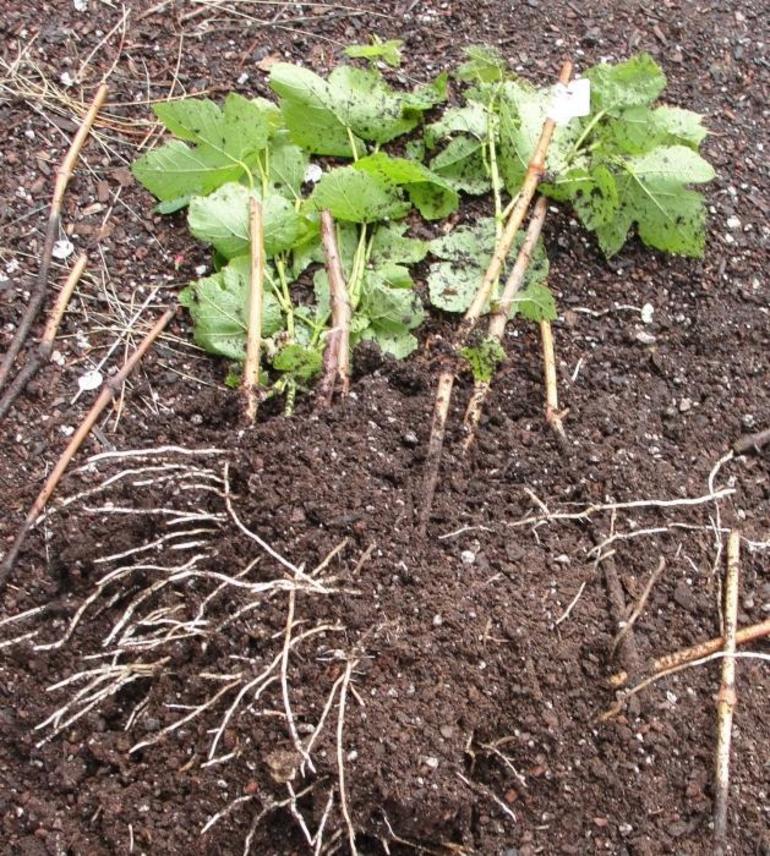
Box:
[733,425,770,455]
[0,307,174,589]
[540,318,568,444]
[336,659,358,855]
[610,616,770,688]
[0,253,87,421]
[714,530,740,853]
[242,198,264,423]
[462,195,548,449]
[419,60,573,534]
[0,83,108,392]
[610,557,665,659]
[317,210,351,407]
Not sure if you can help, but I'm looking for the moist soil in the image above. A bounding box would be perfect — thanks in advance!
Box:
[1,1,769,854]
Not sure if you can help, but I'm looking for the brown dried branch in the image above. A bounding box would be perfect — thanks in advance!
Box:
[317,209,351,407]
[714,530,740,853]
[462,195,549,450]
[242,198,264,424]
[0,307,174,590]
[0,254,87,422]
[0,83,108,393]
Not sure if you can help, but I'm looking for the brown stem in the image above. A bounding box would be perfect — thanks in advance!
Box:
[541,318,567,444]
[609,615,770,690]
[0,307,173,591]
[317,209,351,407]
[242,199,264,424]
[0,254,87,422]
[418,60,573,535]
[733,426,770,455]
[462,196,549,451]
[0,84,108,393]
[714,530,740,853]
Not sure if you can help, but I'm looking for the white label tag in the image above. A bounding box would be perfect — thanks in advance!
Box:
[548,78,591,124]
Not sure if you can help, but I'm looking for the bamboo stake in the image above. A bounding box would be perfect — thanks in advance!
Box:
[317,210,351,407]
[0,254,87,422]
[0,83,108,394]
[0,307,174,590]
[242,199,264,424]
[714,530,740,853]
[541,318,567,443]
[462,196,548,450]
[609,616,770,690]
[418,60,573,534]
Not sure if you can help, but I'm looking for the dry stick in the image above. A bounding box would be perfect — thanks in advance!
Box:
[0,307,174,590]
[733,425,770,455]
[242,199,264,424]
[418,60,573,534]
[714,530,740,853]
[610,556,665,659]
[609,616,770,689]
[462,196,548,450]
[0,254,87,422]
[0,83,108,394]
[540,317,568,444]
[317,209,351,407]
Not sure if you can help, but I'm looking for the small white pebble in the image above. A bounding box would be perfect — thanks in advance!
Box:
[237,72,249,85]
[640,303,654,324]
[60,71,75,88]
[726,215,741,230]
[424,756,439,769]
[60,425,75,437]
[194,264,208,276]
[52,239,74,260]
[304,163,323,184]
[77,369,103,392]
[432,614,443,626]
[51,350,65,367]
[460,549,475,565]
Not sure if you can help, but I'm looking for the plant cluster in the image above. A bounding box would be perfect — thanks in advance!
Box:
[132,43,714,406]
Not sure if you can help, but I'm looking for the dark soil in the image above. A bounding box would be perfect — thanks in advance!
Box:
[1,1,769,855]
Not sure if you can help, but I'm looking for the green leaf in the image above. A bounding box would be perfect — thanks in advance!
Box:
[179,256,282,361]
[370,223,428,265]
[187,182,311,259]
[344,38,403,67]
[497,80,579,195]
[133,95,270,203]
[354,152,459,219]
[514,283,557,322]
[359,328,419,359]
[269,63,360,157]
[543,164,619,230]
[401,72,449,111]
[430,135,491,195]
[650,106,708,148]
[456,44,507,83]
[327,66,422,144]
[267,132,310,200]
[460,337,506,382]
[309,166,410,222]
[601,104,709,155]
[586,53,666,116]
[428,218,549,314]
[360,275,424,333]
[272,343,323,382]
[425,101,488,147]
[595,145,714,257]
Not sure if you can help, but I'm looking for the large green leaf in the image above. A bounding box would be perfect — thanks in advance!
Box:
[187,182,311,259]
[430,135,491,195]
[354,152,459,219]
[267,132,310,200]
[369,223,428,266]
[179,256,282,361]
[309,166,410,222]
[595,145,714,257]
[269,63,360,157]
[344,38,403,68]
[601,105,708,154]
[428,217,549,314]
[586,53,666,116]
[497,80,579,194]
[132,95,270,203]
[425,101,488,147]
